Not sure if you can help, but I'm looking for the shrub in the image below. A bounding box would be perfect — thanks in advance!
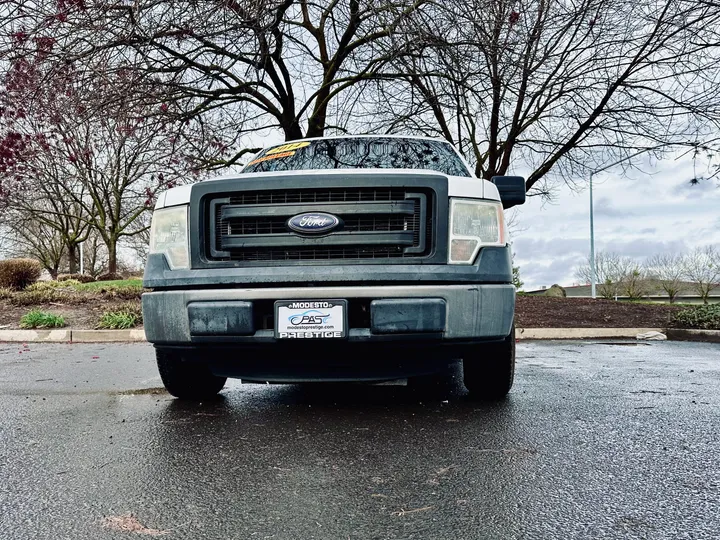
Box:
[58,273,96,283]
[671,304,720,330]
[10,288,91,306]
[0,287,14,301]
[97,285,144,300]
[26,280,81,291]
[543,284,567,298]
[11,289,65,306]
[0,258,43,290]
[96,272,124,282]
[20,310,66,329]
[97,303,143,329]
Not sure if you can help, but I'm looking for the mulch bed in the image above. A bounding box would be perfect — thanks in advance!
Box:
[0,299,139,330]
[0,294,685,330]
[515,296,683,328]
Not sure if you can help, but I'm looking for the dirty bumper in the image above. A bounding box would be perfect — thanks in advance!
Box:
[142,284,515,345]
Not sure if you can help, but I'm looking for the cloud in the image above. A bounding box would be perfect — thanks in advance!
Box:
[511,152,720,290]
[603,239,689,258]
[594,196,635,218]
[512,237,588,258]
[517,255,581,290]
[671,176,720,200]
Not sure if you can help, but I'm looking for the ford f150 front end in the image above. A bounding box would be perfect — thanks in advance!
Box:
[142,136,525,399]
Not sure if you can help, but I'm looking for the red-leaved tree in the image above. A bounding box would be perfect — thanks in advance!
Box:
[0,44,230,273]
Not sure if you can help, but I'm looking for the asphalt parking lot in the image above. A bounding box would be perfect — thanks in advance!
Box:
[1,340,719,539]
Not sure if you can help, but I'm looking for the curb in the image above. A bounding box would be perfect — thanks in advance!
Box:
[665,328,720,343]
[0,329,73,342]
[515,328,663,340]
[0,329,146,343]
[0,328,716,344]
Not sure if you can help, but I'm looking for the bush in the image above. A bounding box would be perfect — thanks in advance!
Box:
[671,304,720,330]
[11,289,66,306]
[97,285,144,300]
[543,284,567,298]
[0,258,42,290]
[0,287,14,300]
[58,273,96,283]
[97,302,143,329]
[96,272,124,282]
[26,280,81,291]
[20,310,66,329]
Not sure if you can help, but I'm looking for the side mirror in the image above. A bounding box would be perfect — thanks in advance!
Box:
[491,176,526,209]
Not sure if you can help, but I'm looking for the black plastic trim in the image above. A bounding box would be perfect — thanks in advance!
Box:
[221,230,414,249]
[371,298,446,334]
[188,301,254,336]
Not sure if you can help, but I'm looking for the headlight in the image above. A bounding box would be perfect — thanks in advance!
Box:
[149,205,189,270]
[448,199,506,264]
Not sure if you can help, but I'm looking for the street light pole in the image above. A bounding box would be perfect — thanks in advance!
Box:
[590,171,596,299]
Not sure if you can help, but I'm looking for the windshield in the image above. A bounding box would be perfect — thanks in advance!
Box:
[242,137,471,177]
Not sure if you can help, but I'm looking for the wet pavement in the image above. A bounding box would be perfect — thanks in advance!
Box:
[0,340,719,539]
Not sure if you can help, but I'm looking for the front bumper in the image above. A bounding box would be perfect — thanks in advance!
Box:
[142,284,515,345]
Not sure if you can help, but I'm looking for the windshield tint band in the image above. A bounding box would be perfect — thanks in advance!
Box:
[243,137,470,177]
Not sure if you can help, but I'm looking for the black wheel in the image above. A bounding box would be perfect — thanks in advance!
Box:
[462,325,516,400]
[156,348,227,400]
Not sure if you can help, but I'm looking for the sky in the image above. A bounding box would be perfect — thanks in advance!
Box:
[510,154,720,291]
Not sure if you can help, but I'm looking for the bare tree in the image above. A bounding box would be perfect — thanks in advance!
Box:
[684,246,720,304]
[575,251,633,300]
[3,0,720,196]
[378,0,720,195]
[1,0,433,166]
[121,210,152,264]
[0,157,92,274]
[619,264,650,300]
[0,224,11,259]
[646,253,686,303]
[0,211,65,278]
[0,51,229,273]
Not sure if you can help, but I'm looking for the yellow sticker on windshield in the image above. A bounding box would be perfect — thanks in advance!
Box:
[248,151,296,165]
[266,141,311,155]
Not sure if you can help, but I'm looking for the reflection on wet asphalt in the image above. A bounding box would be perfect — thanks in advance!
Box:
[1,341,719,539]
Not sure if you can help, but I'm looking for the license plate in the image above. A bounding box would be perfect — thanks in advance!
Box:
[275,300,347,339]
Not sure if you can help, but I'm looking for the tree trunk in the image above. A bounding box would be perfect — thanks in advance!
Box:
[282,115,304,141]
[306,90,329,139]
[68,244,78,274]
[106,238,117,274]
[49,266,59,280]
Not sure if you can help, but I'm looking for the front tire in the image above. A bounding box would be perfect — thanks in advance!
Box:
[462,325,516,400]
[156,349,227,400]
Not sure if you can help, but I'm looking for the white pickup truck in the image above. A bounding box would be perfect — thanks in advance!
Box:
[142,135,525,399]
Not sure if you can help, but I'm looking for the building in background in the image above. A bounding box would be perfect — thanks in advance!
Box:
[526,283,720,304]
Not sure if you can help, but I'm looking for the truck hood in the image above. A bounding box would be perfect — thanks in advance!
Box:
[155,168,500,209]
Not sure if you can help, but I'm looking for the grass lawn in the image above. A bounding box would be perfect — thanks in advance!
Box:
[73,278,143,291]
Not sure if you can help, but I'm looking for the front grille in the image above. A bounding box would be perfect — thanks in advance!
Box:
[207,187,433,263]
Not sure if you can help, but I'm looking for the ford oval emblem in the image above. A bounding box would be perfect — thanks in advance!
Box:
[287,212,341,235]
